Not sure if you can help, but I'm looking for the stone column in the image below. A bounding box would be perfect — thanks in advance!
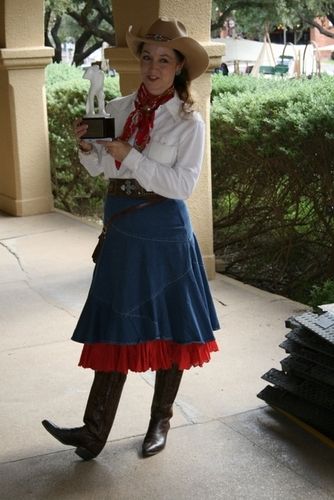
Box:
[105,0,223,278]
[0,0,54,216]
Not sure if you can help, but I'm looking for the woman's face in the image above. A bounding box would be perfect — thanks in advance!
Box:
[139,43,183,96]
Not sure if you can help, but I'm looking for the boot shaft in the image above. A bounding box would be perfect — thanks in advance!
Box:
[84,370,127,441]
[42,371,127,460]
[151,365,183,417]
[142,365,183,457]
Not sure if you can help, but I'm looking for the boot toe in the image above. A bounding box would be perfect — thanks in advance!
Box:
[42,420,66,443]
[142,435,167,457]
[42,420,102,460]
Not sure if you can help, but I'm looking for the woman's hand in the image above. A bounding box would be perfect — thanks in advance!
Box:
[96,139,132,162]
[73,118,92,152]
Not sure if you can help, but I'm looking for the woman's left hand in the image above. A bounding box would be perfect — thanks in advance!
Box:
[96,139,132,162]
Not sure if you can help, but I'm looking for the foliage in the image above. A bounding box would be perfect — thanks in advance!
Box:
[211,72,286,98]
[45,0,114,66]
[47,63,120,217]
[46,61,85,86]
[47,64,334,306]
[45,1,334,66]
[212,1,334,39]
[211,74,334,304]
[309,279,334,308]
[44,1,334,67]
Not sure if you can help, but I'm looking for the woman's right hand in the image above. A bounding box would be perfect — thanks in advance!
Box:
[74,118,93,152]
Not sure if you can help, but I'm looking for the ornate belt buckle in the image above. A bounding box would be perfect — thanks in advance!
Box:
[121,180,136,196]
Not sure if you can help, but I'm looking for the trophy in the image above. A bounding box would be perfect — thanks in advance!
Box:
[81,62,115,139]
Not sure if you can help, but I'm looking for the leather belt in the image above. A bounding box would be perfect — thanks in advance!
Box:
[108,179,163,199]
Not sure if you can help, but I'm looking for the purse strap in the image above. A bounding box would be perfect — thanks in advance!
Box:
[102,196,166,237]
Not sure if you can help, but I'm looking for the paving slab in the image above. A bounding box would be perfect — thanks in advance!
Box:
[1,210,332,499]
[0,410,333,500]
[223,407,334,495]
[0,342,188,463]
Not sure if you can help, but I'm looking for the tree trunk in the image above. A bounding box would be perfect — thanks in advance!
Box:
[74,40,103,66]
[44,7,53,48]
[72,31,93,66]
[51,15,63,63]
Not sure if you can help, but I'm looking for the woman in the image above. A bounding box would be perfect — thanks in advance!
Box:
[42,17,220,461]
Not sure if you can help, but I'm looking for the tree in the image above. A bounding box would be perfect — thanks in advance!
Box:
[45,1,334,66]
[212,1,334,40]
[44,0,69,63]
[44,0,115,66]
[294,0,334,38]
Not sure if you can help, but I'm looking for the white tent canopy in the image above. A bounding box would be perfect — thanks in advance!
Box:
[214,37,316,77]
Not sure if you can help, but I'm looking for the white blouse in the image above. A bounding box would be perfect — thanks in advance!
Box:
[78,93,205,200]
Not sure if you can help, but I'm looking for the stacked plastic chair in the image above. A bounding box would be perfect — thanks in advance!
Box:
[258,308,334,440]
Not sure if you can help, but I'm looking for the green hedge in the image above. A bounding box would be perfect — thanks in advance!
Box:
[211,74,334,303]
[47,63,120,217]
[47,65,334,304]
[211,72,282,98]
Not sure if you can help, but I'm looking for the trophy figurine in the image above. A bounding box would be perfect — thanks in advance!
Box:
[81,63,115,139]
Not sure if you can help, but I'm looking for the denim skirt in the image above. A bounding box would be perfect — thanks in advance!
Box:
[72,195,220,373]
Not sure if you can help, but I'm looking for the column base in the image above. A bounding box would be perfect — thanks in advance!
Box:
[202,254,216,281]
[0,193,54,216]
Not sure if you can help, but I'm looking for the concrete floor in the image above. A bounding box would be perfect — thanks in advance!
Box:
[1,210,333,500]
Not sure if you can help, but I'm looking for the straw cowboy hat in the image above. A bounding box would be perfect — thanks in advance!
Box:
[126,17,209,80]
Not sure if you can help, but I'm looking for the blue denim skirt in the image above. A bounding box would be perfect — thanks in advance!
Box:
[72,195,220,372]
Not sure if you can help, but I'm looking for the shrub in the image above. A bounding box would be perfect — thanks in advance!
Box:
[46,63,120,217]
[211,75,334,304]
[47,66,334,306]
[310,280,334,308]
[212,72,270,98]
[46,62,85,87]
[211,72,294,99]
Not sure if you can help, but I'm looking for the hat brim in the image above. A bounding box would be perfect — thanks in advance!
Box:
[126,27,209,81]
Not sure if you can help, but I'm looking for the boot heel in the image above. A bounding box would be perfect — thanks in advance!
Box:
[143,366,183,457]
[75,447,97,461]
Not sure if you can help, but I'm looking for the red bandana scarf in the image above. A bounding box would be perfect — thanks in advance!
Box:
[115,83,175,169]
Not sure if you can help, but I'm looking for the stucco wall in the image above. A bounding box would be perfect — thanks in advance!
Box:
[0,0,223,277]
[1,0,44,47]
[0,0,53,215]
[107,1,223,277]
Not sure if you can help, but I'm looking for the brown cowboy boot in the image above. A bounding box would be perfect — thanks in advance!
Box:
[142,365,183,457]
[42,370,126,460]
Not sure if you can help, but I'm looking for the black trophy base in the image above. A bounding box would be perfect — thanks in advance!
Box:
[81,117,115,139]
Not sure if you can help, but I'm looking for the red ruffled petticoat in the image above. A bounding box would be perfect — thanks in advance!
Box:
[78,339,219,374]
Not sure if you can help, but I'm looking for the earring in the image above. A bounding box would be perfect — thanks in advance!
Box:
[175,69,181,76]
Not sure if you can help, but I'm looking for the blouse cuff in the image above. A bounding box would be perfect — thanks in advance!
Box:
[79,150,92,160]
[121,147,142,172]
[78,148,104,176]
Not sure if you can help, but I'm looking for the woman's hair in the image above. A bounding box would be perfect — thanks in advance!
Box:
[173,49,194,113]
[137,43,195,112]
